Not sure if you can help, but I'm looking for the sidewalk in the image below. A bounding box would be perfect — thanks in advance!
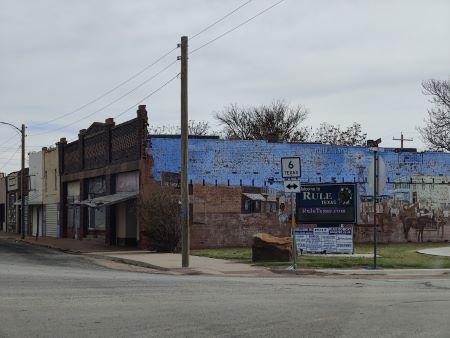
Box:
[87,251,273,276]
[0,231,135,254]
[417,246,450,257]
[0,232,271,276]
[2,231,450,277]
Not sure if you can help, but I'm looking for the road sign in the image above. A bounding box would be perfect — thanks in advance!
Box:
[281,157,301,178]
[284,180,301,193]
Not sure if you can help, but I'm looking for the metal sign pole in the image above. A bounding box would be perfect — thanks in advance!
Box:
[373,149,378,269]
[291,191,297,270]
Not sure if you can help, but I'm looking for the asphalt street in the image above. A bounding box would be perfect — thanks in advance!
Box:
[1,239,450,338]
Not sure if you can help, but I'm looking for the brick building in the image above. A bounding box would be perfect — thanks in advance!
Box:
[5,169,29,234]
[28,151,44,237]
[146,137,450,248]
[58,106,148,246]
[0,173,6,231]
[42,147,61,238]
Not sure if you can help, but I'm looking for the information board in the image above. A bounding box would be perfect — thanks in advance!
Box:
[296,183,357,224]
[295,227,353,254]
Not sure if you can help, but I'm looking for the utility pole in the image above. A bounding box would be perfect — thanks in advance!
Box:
[392,132,413,150]
[180,36,189,268]
[20,124,25,239]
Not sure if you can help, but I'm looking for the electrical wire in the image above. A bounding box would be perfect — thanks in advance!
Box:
[62,72,180,144]
[190,0,285,55]
[29,61,179,137]
[114,72,180,119]
[190,0,253,40]
[0,144,21,171]
[31,47,179,128]
[0,134,20,149]
[30,0,254,129]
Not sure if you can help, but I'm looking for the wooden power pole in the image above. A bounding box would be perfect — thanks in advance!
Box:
[20,124,25,239]
[180,36,190,268]
[392,132,413,150]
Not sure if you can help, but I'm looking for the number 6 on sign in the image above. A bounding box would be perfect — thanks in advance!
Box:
[281,157,301,178]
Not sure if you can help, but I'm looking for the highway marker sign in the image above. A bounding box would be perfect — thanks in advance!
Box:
[281,157,301,178]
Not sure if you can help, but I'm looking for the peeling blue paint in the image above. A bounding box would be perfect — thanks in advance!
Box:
[148,137,450,196]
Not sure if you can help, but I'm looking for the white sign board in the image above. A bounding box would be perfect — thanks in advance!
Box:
[284,180,301,193]
[281,157,301,178]
[295,227,353,254]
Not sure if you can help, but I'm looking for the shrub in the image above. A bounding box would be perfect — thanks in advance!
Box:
[139,186,181,252]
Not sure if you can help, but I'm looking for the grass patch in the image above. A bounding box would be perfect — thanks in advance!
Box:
[190,248,251,261]
[191,242,450,269]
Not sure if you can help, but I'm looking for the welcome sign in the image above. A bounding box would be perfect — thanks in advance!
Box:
[296,183,357,224]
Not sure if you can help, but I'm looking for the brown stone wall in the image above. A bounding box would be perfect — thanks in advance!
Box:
[192,185,242,216]
[190,184,287,249]
[191,213,289,249]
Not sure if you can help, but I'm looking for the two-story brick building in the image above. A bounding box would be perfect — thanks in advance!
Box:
[58,105,148,246]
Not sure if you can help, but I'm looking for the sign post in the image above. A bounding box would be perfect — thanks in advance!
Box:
[281,157,301,270]
[367,138,382,270]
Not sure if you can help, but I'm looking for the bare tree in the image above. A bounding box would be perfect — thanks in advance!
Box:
[215,100,310,142]
[418,79,450,151]
[314,122,366,146]
[149,120,212,136]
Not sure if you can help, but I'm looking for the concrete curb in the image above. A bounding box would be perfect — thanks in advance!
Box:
[18,239,84,255]
[87,253,171,272]
[0,237,213,275]
[269,267,450,277]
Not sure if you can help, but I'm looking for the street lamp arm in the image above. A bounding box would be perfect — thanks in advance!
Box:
[0,121,22,134]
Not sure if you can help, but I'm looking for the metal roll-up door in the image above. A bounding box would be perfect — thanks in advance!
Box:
[45,204,59,238]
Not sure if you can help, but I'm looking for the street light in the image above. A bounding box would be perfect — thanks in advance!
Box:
[0,122,26,239]
[367,138,382,269]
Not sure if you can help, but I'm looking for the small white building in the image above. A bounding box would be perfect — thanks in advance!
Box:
[28,151,43,237]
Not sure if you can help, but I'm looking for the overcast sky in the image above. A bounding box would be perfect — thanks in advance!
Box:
[1,0,449,173]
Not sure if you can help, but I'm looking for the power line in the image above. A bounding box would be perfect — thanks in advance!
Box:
[190,0,253,40]
[62,72,181,144]
[30,0,254,130]
[31,47,179,128]
[0,144,21,171]
[0,134,20,149]
[114,73,180,119]
[29,61,179,137]
[190,0,286,55]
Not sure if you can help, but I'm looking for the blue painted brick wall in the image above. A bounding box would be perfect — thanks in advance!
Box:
[148,137,450,196]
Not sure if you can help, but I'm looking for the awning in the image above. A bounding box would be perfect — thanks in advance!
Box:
[78,192,138,208]
[13,197,29,206]
[242,193,267,201]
